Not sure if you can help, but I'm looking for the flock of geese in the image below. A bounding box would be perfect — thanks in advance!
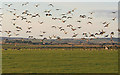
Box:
[0,2,119,42]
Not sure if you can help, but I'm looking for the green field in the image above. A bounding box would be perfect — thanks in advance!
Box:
[2,48,118,73]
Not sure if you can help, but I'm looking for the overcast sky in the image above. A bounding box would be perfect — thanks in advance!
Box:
[1,0,120,2]
[1,2,119,39]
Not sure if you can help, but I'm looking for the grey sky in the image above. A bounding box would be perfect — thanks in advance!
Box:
[1,0,120,2]
[1,2,118,39]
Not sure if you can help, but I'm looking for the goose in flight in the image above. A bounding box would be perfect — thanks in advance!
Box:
[62,20,66,23]
[35,4,40,7]
[72,33,78,37]
[83,33,88,37]
[5,31,11,34]
[26,31,31,33]
[21,16,27,20]
[5,4,12,7]
[67,16,72,19]
[39,35,43,37]
[111,32,114,35]
[52,26,56,28]
[88,32,95,37]
[87,22,92,24]
[44,10,51,13]
[56,9,61,11]
[72,8,77,12]
[22,2,29,6]
[104,35,109,37]
[118,28,120,32]
[77,20,81,23]
[62,16,67,18]
[57,36,61,40]
[48,4,54,7]
[89,12,94,14]
[95,33,99,35]
[28,27,32,30]
[104,23,110,27]
[26,21,31,23]
[16,30,21,32]
[99,30,105,35]
[102,21,107,24]
[46,14,52,16]
[112,17,116,21]
[28,36,33,38]
[12,23,16,25]
[78,26,81,29]
[67,24,73,27]
[60,29,64,31]
[38,21,43,24]
[16,26,22,30]
[88,17,93,19]
[80,15,86,18]
[14,33,19,36]
[64,31,68,34]
[71,28,76,31]
[58,26,62,29]
[112,11,117,14]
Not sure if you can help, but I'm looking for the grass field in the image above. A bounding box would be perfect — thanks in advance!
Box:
[2,48,118,73]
